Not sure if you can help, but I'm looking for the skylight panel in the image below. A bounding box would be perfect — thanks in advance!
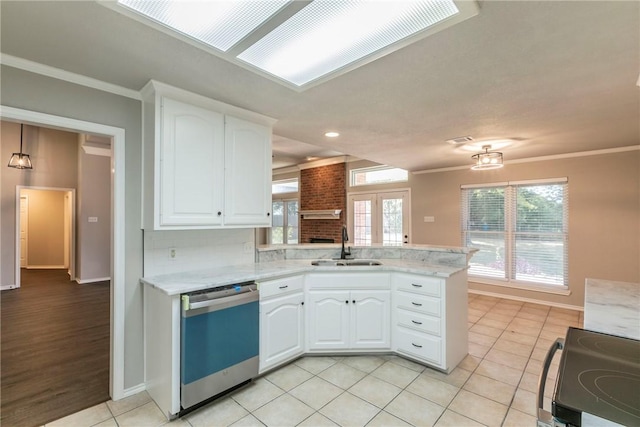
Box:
[236,0,460,86]
[118,0,290,52]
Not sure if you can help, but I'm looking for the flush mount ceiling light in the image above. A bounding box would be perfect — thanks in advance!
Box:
[7,124,33,170]
[471,145,503,170]
[117,0,290,52]
[113,0,478,90]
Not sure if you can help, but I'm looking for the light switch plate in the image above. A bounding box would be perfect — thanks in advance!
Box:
[423,216,435,222]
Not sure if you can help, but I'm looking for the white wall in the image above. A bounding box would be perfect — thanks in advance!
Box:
[143,229,254,277]
[77,136,111,282]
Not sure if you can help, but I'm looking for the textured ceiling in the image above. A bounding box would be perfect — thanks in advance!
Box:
[1,1,638,171]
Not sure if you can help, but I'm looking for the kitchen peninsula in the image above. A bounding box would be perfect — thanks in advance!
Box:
[141,244,477,419]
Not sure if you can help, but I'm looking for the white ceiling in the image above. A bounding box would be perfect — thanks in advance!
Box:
[1,1,638,171]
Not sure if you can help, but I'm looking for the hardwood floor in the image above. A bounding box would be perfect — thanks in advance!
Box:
[1,269,110,427]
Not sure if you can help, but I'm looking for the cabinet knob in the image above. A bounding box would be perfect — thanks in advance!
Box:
[301,301,304,306]
[217,211,222,216]
[267,212,270,217]
[345,300,349,304]
[352,300,356,304]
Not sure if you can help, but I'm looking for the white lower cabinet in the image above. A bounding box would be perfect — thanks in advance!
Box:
[392,271,468,372]
[258,276,305,373]
[305,273,391,351]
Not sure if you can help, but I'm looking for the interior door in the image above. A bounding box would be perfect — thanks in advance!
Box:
[348,190,410,246]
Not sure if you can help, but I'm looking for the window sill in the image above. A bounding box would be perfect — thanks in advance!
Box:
[468,276,571,296]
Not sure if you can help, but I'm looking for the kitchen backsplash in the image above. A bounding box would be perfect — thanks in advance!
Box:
[143,228,255,276]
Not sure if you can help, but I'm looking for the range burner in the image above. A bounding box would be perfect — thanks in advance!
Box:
[553,328,640,426]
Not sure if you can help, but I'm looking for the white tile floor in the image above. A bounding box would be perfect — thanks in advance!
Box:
[45,294,583,427]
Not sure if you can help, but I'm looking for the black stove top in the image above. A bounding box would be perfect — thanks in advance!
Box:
[553,327,640,426]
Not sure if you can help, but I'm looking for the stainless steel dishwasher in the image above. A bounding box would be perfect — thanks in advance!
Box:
[180,282,259,412]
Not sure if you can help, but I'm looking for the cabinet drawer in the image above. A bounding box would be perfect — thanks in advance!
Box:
[396,309,441,337]
[395,327,442,365]
[395,291,441,317]
[394,273,442,297]
[258,276,304,299]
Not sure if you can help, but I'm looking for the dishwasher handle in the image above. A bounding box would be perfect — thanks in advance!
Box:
[182,284,258,313]
[537,337,564,427]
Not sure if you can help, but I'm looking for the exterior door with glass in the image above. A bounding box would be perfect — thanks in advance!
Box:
[348,190,410,246]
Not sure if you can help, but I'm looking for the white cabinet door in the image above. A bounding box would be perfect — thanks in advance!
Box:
[307,291,350,350]
[160,97,224,226]
[351,290,391,349]
[224,116,272,226]
[260,293,305,373]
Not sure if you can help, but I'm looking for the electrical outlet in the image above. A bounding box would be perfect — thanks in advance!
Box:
[424,216,435,222]
[169,248,176,259]
[243,242,254,254]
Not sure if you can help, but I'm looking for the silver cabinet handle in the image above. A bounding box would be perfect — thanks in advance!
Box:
[537,338,564,426]
[411,283,422,288]
[412,343,422,348]
[411,302,422,306]
[279,285,288,289]
[412,320,423,325]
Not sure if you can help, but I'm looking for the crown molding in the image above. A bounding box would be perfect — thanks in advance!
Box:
[1,53,142,100]
[413,145,640,175]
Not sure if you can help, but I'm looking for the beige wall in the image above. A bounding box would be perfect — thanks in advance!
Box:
[346,151,640,308]
[414,151,640,308]
[22,189,66,267]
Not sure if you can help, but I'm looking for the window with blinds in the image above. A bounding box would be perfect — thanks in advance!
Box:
[461,179,568,287]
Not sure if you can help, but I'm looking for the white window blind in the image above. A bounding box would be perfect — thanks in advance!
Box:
[461,179,568,287]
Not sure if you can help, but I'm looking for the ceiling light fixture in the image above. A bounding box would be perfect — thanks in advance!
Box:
[113,0,478,90]
[238,0,460,86]
[471,145,503,171]
[8,124,33,170]
[325,132,340,138]
[117,0,289,52]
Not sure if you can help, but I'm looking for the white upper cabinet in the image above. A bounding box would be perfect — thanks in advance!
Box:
[160,97,225,226]
[224,116,272,226]
[142,81,275,230]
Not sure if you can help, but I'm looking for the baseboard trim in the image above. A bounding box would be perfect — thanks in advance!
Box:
[1,284,18,291]
[77,277,111,284]
[468,289,583,312]
[26,265,67,270]
[121,383,146,399]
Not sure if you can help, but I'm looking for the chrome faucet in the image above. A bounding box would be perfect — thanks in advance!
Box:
[340,225,351,260]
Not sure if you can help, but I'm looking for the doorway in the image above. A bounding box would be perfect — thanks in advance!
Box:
[0,106,127,402]
[347,189,411,246]
[15,187,76,288]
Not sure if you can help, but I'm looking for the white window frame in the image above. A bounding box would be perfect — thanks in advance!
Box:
[461,178,569,294]
[350,165,408,187]
[270,198,299,245]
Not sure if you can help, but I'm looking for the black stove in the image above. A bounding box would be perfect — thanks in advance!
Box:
[552,327,640,426]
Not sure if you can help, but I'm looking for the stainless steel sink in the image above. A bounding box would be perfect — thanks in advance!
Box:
[311,259,382,266]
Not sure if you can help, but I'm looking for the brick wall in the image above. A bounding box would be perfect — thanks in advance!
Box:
[300,162,346,243]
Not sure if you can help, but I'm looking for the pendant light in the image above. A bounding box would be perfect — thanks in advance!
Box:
[471,145,503,170]
[8,124,33,169]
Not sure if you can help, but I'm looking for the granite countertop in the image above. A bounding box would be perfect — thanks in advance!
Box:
[584,278,640,340]
[141,259,467,296]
